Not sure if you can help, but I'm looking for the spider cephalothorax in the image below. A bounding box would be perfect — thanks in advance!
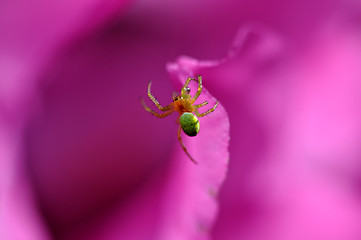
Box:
[141,75,218,164]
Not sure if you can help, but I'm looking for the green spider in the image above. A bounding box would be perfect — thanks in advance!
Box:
[140,75,218,164]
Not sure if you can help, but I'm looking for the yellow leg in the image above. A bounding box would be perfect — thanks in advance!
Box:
[148,81,173,111]
[192,75,203,101]
[194,101,208,108]
[194,101,218,117]
[177,126,198,164]
[141,98,175,118]
[181,77,198,96]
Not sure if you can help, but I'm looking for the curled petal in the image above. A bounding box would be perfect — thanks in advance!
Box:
[169,24,361,240]
[155,68,230,239]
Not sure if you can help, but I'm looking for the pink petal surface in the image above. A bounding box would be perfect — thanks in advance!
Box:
[167,22,361,240]
[159,70,230,239]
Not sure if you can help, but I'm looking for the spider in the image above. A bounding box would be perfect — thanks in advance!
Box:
[140,75,218,164]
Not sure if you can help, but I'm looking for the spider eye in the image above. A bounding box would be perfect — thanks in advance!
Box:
[172,91,180,101]
[185,87,190,94]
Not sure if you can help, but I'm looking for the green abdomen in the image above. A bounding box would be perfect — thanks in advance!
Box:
[180,112,200,137]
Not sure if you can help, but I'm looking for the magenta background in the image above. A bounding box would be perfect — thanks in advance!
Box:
[1,0,361,239]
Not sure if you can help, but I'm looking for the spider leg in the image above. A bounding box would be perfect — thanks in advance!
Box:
[194,101,219,117]
[177,126,198,164]
[148,81,174,111]
[141,98,175,118]
[192,75,203,101]
[194,101,208,108]
[181,77,198,96]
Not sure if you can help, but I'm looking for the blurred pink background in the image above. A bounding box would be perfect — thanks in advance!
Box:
[1,0,361,239]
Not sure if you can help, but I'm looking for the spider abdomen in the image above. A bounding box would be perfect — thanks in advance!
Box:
[180,112,200,137]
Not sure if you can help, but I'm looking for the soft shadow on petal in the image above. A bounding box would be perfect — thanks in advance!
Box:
[62,69,230,240]
[0,0,129,239]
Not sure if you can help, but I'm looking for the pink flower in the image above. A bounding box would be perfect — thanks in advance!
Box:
[2,0,361,240]
[173,25,361,240]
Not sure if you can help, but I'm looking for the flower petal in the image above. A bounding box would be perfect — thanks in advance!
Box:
[167,23,361,240]
[152,67,230,239]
